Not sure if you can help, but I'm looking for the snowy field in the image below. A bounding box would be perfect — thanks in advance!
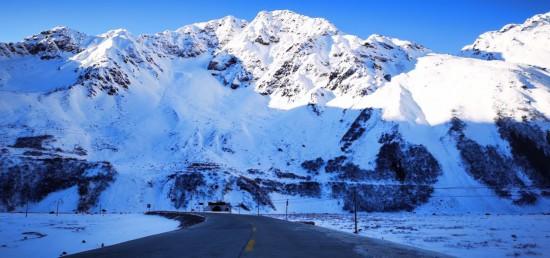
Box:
[0,213,179,258]
[268,213,550,257]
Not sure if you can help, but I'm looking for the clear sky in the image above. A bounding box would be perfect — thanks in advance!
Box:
[1,0,549,53]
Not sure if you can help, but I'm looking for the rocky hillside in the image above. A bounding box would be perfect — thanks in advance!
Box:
[0,10,549,214]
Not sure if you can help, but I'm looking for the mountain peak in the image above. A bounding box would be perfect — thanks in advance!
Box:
[176,15,247,33]
[461,11,550,68]
[99,28,133,39]
[248,10,338,38]
[524,11,550,27]
[0,25,89,59]
[26,25,88,42]
[46,25,76,33]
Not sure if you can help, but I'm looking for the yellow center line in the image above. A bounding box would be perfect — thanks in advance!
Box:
[245,239,256,252]
[245,225,257,252]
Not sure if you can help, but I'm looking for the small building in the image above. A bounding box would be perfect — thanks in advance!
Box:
[205,201,231,212]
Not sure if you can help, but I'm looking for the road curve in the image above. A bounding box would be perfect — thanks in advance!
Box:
[68,212,451,258]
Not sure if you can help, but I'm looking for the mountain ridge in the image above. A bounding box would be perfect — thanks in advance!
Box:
[462,11,550,69]
[0,10,549,214]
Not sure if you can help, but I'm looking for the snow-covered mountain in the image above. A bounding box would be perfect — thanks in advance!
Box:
[462,12,550,69]
[1,10,549,214]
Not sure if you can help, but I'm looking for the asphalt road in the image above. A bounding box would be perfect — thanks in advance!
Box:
[68,212,451,258]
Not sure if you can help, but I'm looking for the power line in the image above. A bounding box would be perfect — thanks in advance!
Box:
[270,192,546,203]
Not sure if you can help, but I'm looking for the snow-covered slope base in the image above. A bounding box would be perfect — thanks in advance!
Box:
[1,10,549,214]
[0,213,179,258]
[268,213,550,258]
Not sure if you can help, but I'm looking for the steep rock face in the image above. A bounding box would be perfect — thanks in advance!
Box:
[143,16,247,58]
[0,26,89,60]
[0,136,116,212]
[495,117,550,188]
[449,118,524,196]
[164,163,272,210]
[340,108,373,152]
[331,183,434,212]
[448,117,548,205]
[165,163,324,211]
[76,63,132,95]
[301,158,324,174]
[325,130,441,212]
[168,172,207,209]
[208,53,253,89]
[72,29,165,95]
[462,12,550,69]
[166,163,233,210]
[374,131,441,184]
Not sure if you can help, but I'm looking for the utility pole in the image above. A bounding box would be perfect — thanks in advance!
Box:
[24,185,29,218]
[56,199,62,216]
[353,189,358,234]
[256,191,260,216]
[285,199,289,221]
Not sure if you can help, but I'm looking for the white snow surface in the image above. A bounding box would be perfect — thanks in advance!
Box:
[0,213,179,258]
[268,213,550,258]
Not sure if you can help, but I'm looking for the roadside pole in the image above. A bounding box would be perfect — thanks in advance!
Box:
[285,199,288,221]
[353,189,358,234]
[256,190,260,216]
[56,199,60,216]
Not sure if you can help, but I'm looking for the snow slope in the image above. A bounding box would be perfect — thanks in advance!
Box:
[0,10,549,214]
[0,213,179,258]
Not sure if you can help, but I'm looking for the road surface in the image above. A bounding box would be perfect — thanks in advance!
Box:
[68,212,451,258]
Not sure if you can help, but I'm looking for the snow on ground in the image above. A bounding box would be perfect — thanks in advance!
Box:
[0,213,179,258]
[268,213,550,257]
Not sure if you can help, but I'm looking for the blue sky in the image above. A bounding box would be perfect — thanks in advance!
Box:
[1,0,549,53]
